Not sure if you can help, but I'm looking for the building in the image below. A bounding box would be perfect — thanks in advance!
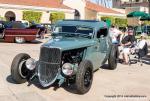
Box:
[112,0,150,26]
[0,0,125,23]
[113,0,149,8]
[0,0,74,23]
[63,0,125,20]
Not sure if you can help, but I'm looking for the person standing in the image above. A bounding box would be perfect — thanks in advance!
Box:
[109,25,122,44]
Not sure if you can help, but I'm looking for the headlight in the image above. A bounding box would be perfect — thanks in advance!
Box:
[62,63,74,76]
[25,58,37,70]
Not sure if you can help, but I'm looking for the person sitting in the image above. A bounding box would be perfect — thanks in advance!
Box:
[132,33,148,59]
[120,29,136,65]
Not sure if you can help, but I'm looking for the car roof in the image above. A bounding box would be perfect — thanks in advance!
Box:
[55,20,108,30]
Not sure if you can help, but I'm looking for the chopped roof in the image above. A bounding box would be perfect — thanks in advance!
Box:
[56,20,108,29]
[86,1,123,14]
[0,0,72,10]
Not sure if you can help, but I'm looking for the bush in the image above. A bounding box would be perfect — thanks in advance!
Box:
[101,16,127,27]
[101,16,115,25]
[23,11,42,23]
[115,18,127,27]
[50,12,65,24]
[143,21,150,25]
[0,16,5,21]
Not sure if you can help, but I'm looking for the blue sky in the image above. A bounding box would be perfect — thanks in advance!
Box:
[91,0,112,8]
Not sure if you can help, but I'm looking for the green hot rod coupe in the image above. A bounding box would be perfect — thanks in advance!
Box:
[11,20,118,94]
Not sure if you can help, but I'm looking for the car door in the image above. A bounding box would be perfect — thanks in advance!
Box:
[95,28,109,66]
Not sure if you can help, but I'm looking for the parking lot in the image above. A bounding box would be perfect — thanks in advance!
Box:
[0,39,150,101]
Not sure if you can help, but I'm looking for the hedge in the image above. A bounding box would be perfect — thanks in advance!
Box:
[115,18,127,27]
[0,16,5,21]
[23,11,42,23]
[101,16,127,27]
[143,21,150,25]
[50,12,65,24]
[101,16,115,25]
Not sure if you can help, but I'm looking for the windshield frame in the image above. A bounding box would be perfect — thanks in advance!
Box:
[52,24,95,38]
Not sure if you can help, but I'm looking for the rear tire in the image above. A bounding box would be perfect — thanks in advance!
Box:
[75,60,93,94]
[15,37,25,43]
[108,45,118,70]
[11,53,30,83]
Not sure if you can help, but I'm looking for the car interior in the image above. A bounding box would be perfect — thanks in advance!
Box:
[97,28,108,38]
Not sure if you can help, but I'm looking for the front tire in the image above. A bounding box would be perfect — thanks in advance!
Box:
[108,45,118,70]
[11,53,30,83]
[75,60,93,94]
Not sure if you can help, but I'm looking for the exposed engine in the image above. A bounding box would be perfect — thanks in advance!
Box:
[61,48,85,65]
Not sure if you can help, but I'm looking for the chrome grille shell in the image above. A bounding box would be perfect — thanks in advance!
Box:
[38,47,61,87]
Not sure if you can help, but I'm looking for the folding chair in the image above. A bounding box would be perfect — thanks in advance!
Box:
[128,43,148,66]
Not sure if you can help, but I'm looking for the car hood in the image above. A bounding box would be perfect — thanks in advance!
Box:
[42,36,95,51]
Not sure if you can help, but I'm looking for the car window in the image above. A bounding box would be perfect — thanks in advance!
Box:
[97,28,108,38]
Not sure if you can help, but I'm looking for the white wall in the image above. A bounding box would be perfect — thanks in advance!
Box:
[63,0,86,19]
[65,12,75,19]
[41,11,51,23]
[85,8,97,20]
[0,3,75,23]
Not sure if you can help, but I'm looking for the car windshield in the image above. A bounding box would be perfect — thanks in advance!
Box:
[52,25,94,38]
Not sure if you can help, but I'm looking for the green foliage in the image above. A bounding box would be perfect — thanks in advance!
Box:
[0,16,5,21]
[50,12,65,24]
[101,16,127,27]
[115,18,127,27]
[23,11,42,23]
[143,21,150,25]
[101,16,115,25]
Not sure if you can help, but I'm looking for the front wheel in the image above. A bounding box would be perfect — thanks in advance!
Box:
[11,53,30,83]
[75,60,93,94]
[108,45,118,70]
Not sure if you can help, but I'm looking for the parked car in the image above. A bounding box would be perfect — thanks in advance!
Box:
[0,21,39,43]
[29,23,46,38]
[11,20,118,94]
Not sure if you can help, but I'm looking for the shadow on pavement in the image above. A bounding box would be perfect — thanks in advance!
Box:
[0,40,42,44]
[6,75,17,84]
[6,75,80,94]
[23,40,43,44]
[100,64,115,70]
[62,84,79,94]
[142,55,150,65]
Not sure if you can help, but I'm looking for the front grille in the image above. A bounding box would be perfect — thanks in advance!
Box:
[39,47,61,63]
[38,47,61,87]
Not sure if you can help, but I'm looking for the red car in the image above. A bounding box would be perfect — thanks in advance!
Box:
[0,21,39,43]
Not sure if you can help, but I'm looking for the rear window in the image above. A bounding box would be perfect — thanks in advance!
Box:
[54,26,94,35]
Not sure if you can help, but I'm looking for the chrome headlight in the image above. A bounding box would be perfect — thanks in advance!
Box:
[62,63,74,76]
[25,58,37,70]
